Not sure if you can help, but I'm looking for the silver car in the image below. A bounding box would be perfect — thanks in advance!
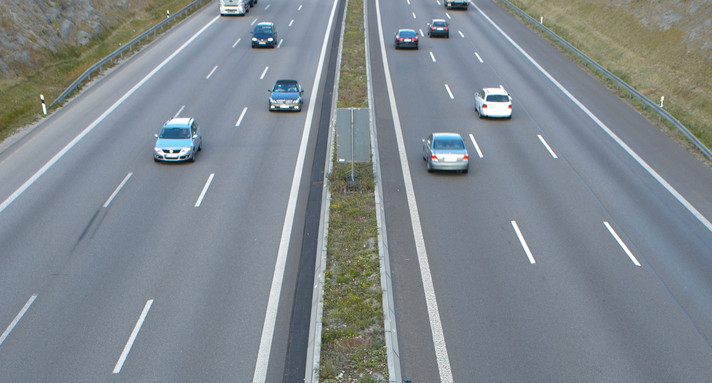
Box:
[422,132,469,173]
[154,117,202,162]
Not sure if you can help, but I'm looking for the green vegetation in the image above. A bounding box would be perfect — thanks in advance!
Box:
[0,0,203,142]
[503,0,712,161]
[320,0,387,381]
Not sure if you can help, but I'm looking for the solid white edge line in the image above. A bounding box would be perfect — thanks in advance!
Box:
[469,134,484,158]
[363,0,402,378]
[511,220,536,264]
[376,0,454,380]
[0,16,220,215]
[236,107,248,127]
[103,172,133,208]
[252,0,339,381]
[195,173,215,207]
[537,134,558,158]
[0,294,37,347]
[473,3,712,234]
[604,221,641,266]
[113,299,153,374]
[260,66,269,80]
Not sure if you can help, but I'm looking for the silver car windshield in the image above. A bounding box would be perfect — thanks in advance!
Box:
[160,127,191,139]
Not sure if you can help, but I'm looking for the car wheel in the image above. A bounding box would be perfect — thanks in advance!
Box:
[462,168,469,174]
[446,33,449,38]
[426,160,433,172]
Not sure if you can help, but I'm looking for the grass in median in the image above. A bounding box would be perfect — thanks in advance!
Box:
[321,163,386,381]
[0,0,202,143]
[501,0,712,160]
[321,0,388,380]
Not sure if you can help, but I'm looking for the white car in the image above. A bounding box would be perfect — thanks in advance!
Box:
[475,87,512,119]
[219,0,249,16]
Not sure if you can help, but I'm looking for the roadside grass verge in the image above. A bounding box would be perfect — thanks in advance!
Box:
[502,0,712,161]
[320,0,388,380]
[0,0,201,143]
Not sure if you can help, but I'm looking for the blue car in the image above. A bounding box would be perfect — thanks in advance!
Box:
[268,79,304,111]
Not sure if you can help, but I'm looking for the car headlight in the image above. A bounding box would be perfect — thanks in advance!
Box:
[179,147,192,155]
[252,37,258,41]
[154,147,163,155]
[267,37,274,41]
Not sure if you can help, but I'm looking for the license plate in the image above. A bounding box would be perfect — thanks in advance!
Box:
[404,39,412,42]
[443,155,457,162]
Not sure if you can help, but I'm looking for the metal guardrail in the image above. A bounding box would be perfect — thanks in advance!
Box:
[498,0,712,161]
[49,0,210,109]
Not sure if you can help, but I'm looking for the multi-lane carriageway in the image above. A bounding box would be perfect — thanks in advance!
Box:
[1,0,712,382]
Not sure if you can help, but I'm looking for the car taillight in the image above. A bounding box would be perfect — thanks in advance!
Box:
[482,104,488,108]
[508,105,512,109]
[445,27,449,30]
[431,154,438,160]
[463,155,469,160]
[398,38,403,41]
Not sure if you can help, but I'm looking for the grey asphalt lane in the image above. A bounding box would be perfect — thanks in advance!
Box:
[370,0,712,381]
[0,1,339,381]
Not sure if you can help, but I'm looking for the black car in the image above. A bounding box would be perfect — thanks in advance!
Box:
[428,19,449,38]
[268,79,304,111]
[394,29,418,49]
[252,22,277,48]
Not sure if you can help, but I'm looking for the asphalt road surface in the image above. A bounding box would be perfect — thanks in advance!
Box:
[368,0,712,381]
[0,1,340,381]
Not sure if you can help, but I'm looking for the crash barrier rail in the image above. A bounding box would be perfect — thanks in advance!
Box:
[49,0,210,109]
[497,0,712,161]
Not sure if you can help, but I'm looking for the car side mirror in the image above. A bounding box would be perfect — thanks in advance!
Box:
[154,134,158,138]
[421,138,426,143]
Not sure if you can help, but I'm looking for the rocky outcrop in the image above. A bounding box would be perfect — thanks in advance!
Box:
[0,0,138,77]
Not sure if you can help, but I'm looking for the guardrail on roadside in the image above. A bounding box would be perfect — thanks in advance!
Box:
[498,0,712,161]
[49,0,210,109]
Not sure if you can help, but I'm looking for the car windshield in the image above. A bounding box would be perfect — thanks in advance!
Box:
[160,127,191,139]
[399,31,416,38]
[254,25,272,34]
[433,138,465,150]
[486,94,510,102]
[433,21,447,27]
[274,82,298,92]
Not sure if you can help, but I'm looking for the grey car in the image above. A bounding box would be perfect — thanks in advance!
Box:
[422,132,469,172]
[154,117,202,162]
[268,79,304,111]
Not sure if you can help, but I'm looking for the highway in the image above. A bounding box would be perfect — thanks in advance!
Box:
[369,0,712,381]
[0,0,340,381]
